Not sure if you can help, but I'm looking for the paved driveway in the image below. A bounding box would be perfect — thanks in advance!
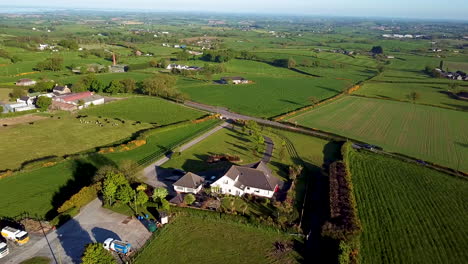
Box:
[4,199,151,264]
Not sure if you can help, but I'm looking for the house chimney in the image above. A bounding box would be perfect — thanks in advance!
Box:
[112,53,116,66]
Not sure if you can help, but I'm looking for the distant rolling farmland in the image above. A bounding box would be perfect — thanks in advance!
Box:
[289,96,468,172]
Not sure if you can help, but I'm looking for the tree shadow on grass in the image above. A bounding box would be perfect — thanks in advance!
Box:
[301,141,344,264]
[46,155,116,220]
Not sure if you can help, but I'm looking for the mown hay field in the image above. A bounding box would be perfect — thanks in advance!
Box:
[355,82,468,110]
[348,148,468,264]
[80,96,205,124]
[289,96,468,172]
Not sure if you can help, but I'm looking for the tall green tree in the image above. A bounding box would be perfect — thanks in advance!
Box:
[115,184,133,204]
[142,75,177,97]
[9,87,26,100]
[119,79,136,93]
[36,96,52,110]
[105,80,123,94]
[81,243,116,264]
[33,81,54,92]
[152,187,168,202]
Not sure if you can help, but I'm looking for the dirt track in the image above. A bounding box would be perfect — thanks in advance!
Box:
[0,114,47,127]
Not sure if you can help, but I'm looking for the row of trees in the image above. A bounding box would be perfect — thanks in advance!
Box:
[35,57,64,71]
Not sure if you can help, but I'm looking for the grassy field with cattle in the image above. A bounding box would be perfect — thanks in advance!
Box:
[0,120,219,219]
[289,96,468,172]
[348,148,468,264]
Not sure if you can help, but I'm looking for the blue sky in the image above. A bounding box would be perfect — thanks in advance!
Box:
[2,0,468,20]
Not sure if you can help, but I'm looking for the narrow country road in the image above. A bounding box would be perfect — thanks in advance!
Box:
[142,122,229,187]
[184,101,331,138]
[184,100,465,177]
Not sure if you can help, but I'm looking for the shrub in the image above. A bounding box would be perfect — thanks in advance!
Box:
[184,194,196,205]
[57,184,100,213]
[50,207,80,226]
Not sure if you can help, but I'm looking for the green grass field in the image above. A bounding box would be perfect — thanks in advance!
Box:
[0,120,219,218]
[0,87,12,102]
[134,215,300,264]
[162,126,264,173]
[178,59,353,118]
[80,96,205,124]
[0,113,150,171]
[348,148,468,264]
[289,96,468,172]
[355,82,468,110]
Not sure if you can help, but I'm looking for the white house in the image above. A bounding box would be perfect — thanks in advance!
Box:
[53,91,104,110]
[211,161,280,198]
[173,172,204,194]
[3,102,36,113]
[166,64,188,70]
[220,77,250,84]
[16,96,35,106]
[15,79,37,86]
[52,85,71,95]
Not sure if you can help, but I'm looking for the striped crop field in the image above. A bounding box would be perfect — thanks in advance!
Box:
[347,148,468,263]
[289,96,468,172]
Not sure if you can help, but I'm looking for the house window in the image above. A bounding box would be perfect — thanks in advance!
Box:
[228,189,231,193]
[224,180,229,184]
[246,187,250,190]
[254,190,260,193]
[176,186,184,191]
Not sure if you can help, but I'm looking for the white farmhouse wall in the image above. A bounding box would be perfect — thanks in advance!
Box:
[174,185,202,194]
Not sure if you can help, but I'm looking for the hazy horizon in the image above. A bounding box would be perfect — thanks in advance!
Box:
[1,0,468,21]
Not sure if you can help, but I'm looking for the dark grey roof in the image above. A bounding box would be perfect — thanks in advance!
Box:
[19,96,31,101]
[224,161,278,191]
[53,86,67,91]
[221,76,245,81]
[173,172,204,189]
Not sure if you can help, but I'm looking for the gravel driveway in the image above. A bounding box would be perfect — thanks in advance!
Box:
[3,199,151,264]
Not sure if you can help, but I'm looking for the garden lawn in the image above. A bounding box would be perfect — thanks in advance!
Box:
[0,120,219,219]
[162,126,264,173]
[289,96,468,172]
[134,215,300,264]
[348,148,468,264]
[0,113,150,171]
[355,81,468,110]
[80,96,205,124]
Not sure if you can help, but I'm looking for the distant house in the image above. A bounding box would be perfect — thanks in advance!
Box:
[16,96,35,105]
[52,91,104,110]
[166,64,200,71]
[173,172,205,194]
[3,102,36,113]
[15,79,37,86]
[109,65,127,73]
[52,85,71,95]
[220,77,249,85]
[135,50,142,56]
[188,50,203,56]
[211,161,280,198]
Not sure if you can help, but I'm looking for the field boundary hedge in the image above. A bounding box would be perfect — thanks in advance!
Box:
[350,93,468,112]
[272,84,363,121]
[322,142,362,264]
[0,115,220,177]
